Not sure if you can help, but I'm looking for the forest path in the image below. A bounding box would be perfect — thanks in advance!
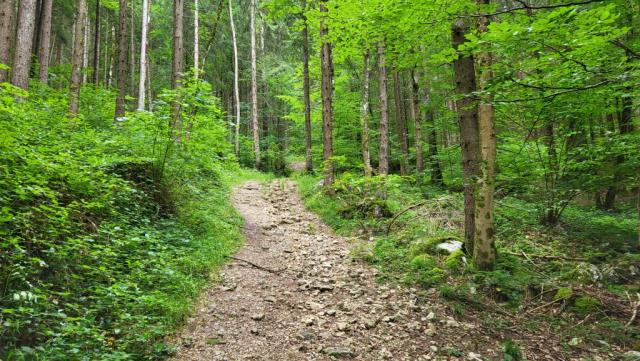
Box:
[173,180,497,361]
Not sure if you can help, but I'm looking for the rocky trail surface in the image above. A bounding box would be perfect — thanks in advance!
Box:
[173,180,609,361]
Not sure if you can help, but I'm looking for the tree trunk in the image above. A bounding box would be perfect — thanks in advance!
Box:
[171,0,184,136]
[137,0,149,110]
[228,0,240,157]
[37,0,52,83]
[427,112,443,187]
[129,0,135,95]
[114,0,128,121]
[193,0,199,78]
[91,0,100,83]
[362,50,372,177]
[393,70,408,175]
[82,14,89,84]
[421,83,444,187]
[603,92,635,210]
[319,0,334,188]
[250,0,260,168]
[69,0,87,116]
[452,19,480,255]
[11,0,37,89]
[108,24,115,87]
[0,0,16,82]
[411,70,424,178]
[473,0,497,271]
[302,0,312,172]
[377,42,390,175]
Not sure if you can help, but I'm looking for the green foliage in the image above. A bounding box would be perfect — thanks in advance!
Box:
[503,339,523,361]
[0,80,243,359]
[570,296,603,315]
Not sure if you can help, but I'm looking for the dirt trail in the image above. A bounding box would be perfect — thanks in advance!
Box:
[173,180,500,360]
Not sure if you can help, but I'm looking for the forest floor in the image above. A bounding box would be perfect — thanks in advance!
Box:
[172,180,621,361]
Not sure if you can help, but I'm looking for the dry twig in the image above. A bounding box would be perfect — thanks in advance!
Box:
[226,255,284,274]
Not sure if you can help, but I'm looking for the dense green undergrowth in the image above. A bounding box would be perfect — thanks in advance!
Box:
[295,173,640,351]
[0,81,264,360]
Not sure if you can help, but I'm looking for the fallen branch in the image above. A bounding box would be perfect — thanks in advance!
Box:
[625,292,640,327]
[503,251,587,262]
[225,255,283,274]
[386,201,428,235]
[520,298,563,318]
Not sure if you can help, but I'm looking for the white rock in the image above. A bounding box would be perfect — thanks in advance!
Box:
[435,240,463,254]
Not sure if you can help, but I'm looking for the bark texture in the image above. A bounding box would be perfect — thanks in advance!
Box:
[319,0,334,188]
[228,0,240,157]
[114,0,128,120]
[91,0,100,84]
[302,0,312,173]
[250,0,260,168]
[473,0,497,270]
[171,0,184,135]
[411,70,423,176]
[137,0,149,110]
[393,71,408,175]
[452,20,480,255]
[361,51,372,177]
[0,0,15,82]
[69,0,87,116]
[11,0,37,89]
[37,0,52,83]
[193,0,199,78]
[377,42,389,175]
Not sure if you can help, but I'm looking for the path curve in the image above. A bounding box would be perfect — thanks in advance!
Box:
[173,180,501,360]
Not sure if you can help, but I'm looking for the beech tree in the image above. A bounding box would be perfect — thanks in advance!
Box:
[452,19,480,255]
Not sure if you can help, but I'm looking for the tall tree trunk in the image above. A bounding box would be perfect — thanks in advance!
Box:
[11,0,37,89]
[0,0,16,82]
[137,0,149,110]
[319,0,334,188]
[377,42,390,175]
[427,111,443,186]
[473,0,497,270]
[108,24,115,87]
[301,0,312,172]
[411,70,424,178]
[36,0,52,83]
[193,0,199,78]
[362,51,372,177]
[171,0,184,136]
[603,89,635,210]
[393,70,408,175]
[228,0,240,157]
[452,19,480,255]
[69,0,87,116]
[82,14,89,84]
[128,0,134,95]
[114,0,128,121]
[250,0,260,168]
[91,0,100,83]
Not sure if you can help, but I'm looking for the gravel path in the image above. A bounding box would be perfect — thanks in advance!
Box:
[173,180,502,360]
